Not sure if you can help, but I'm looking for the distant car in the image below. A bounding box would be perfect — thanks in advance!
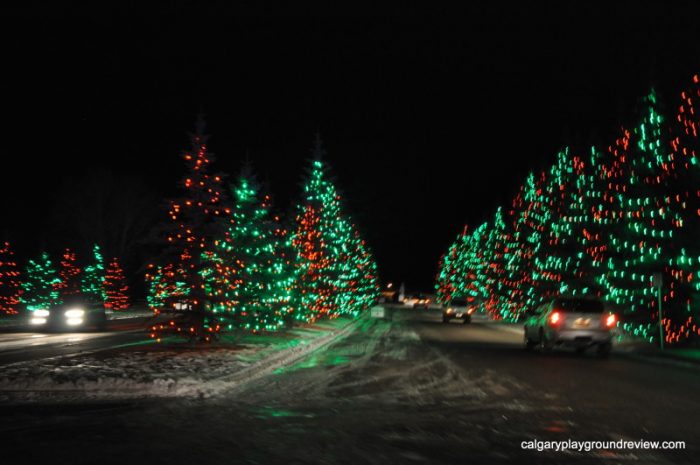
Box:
[30,297,108,331]
[442,297,473,324]
[522,297,616,357]
[410,294,430,309]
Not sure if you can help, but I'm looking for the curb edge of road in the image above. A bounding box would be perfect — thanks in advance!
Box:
[188,310,370,398]
[613,350,700,370]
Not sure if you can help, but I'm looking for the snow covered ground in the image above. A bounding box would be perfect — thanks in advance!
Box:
[1,309,697,464]
[0,316,359,402]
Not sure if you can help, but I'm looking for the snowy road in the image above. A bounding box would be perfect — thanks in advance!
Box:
[1,308,699,464]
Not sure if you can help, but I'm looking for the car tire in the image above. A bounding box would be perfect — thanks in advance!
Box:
[538,328,552,353]
[462,316,471,324]
[524,333,537,351]
[442,317,450,324]
[96,313,108,332]
[575,347,587,355]
[596,342,612,359]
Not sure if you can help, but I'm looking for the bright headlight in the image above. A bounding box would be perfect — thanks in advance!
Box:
[34,309,50,317]
[65,308,85,318]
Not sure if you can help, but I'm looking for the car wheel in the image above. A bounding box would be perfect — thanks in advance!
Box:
[596,342,612,359]
[442,316,450,324]
[96,313,108,332]
[462,316,471,324]
[524,338,536,351]
[538,328,552,353]
[575,346,587,355]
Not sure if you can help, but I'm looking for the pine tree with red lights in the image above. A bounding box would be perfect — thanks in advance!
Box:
[0,241,22,315]
[104,257,129,311]
[147,116,231,342]
[56,248,81,299]
[151,116,231,313]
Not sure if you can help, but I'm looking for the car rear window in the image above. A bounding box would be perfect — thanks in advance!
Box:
[451,298,468,306]
[556,299,604,313]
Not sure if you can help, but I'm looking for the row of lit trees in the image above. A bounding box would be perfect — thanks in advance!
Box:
[145,121,379,334]
[437,74,700,346]
[0,243,130,314]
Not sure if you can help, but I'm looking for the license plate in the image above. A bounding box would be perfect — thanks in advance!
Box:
[573,318,590,328]
[455,313,463,317]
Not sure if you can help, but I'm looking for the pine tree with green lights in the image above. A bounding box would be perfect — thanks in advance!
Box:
[334,224,380,316]
[601,90,680,345]
[533,148,596,299]
[21,252,61,311]
[435,226,468,305]
[217,172,296,332]
[145,263,190,313]
[293,137,379,321]
[0,241,22,315]
[462,222,491,305]
[481,207,516,319]
[81,244,106,302]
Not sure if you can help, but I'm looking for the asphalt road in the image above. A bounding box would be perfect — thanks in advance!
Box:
[0,319,152,366]
[1,308,698,465]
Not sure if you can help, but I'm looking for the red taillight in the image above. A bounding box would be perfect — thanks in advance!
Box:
[549,311,561,326]
[605,314,616,328]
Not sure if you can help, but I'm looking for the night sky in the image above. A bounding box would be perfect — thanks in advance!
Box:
[2,2,700,292]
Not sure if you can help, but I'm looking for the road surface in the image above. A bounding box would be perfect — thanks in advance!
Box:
[1,307,698,464]
[0,319,151,366]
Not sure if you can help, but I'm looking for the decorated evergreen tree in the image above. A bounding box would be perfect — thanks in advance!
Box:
[104,257,129,311]
[601,90,683,346]
[437,74,700,345]
[56,248,81,298]
[0,241,22,315]
[293,137,379,321]
[145,263,190,313]
[481,207,515,319]
[334,225,380,316]
[81,244,106,302]
[662,73,700,342]
[148,116,231,316]
[217,172,296,332]
[533,148,595,298]
[21,252,61,311]
[435,227,467,305]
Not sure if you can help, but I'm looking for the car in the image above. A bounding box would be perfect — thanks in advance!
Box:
[410,294,430,309]
[522,297,616,357]
[442,297,474,324]
[29,296,109,331]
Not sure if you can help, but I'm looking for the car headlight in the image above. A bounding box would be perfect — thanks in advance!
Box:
[446,307,453,313]
[30,309,50,325]
[65,308,85,318]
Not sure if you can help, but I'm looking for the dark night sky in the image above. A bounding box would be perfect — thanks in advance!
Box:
[2,2,700,291]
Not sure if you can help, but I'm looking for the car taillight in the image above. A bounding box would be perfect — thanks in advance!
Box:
[549,311,561,326]
[605,314,616,328]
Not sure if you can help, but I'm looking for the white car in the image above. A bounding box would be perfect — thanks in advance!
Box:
[442,297,473,324]
[522,297,616,357]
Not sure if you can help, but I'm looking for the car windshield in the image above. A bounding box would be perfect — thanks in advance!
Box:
[556,298,604,313]
[451,298,468,306]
